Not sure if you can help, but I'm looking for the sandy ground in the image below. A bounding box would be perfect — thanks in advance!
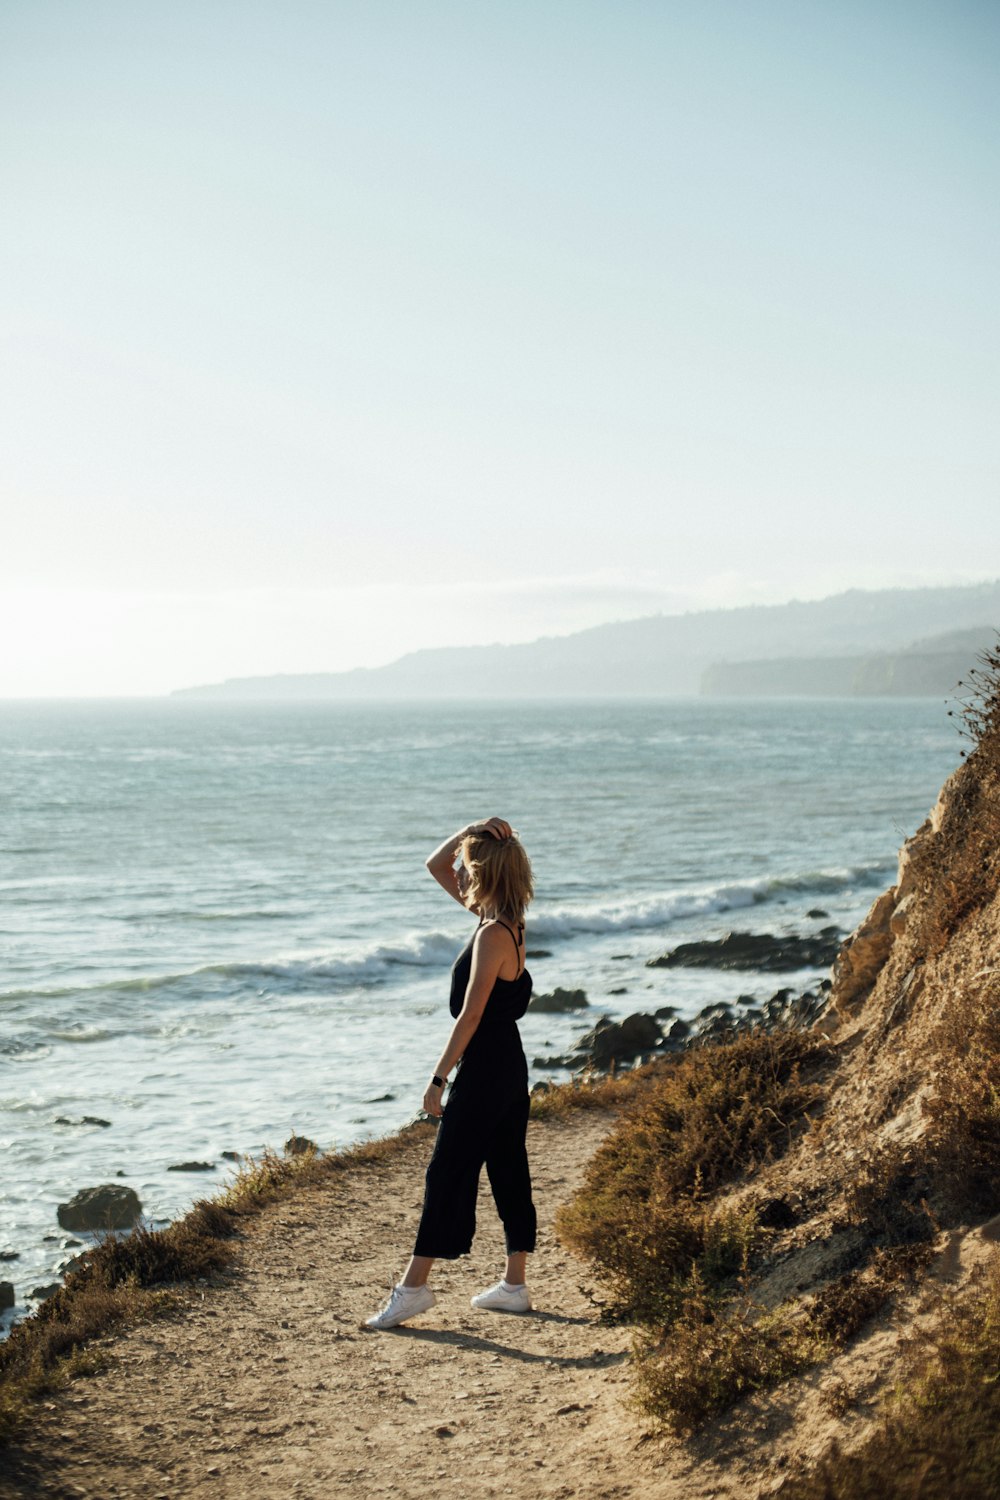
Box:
[0,1108,792,1500]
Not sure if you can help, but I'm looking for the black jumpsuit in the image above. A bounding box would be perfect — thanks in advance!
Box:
[412,917,538,1259]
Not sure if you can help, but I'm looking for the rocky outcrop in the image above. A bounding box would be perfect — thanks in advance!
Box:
[167,1161,216,1172]
[528,987,589,1013]
[829,890,896,1012]
[0,1281,14,1310]
[56,1185,142,1232]
[647,928,842,973]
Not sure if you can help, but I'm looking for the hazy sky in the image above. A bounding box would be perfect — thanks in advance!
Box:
[2,1,997,695]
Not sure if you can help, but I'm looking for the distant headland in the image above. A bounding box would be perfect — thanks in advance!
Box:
[172,581,1000,700]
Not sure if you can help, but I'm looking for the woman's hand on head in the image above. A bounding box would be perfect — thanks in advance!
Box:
[423,1082,444,1118]
[471,817,513,841]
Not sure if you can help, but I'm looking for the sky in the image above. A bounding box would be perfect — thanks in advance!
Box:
[1,0,997,695]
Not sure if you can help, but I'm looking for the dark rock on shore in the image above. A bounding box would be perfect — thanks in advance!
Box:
[284,1135,318,1157]
[647,927,843,973]
[0,1281,14,1310]
[54,1115,111,1127]
[528,987,589,1013]
[29,1283,62,1302]
[221,1150,241,1161]
[578,1013,663,1067]
[57,1184,142,1232]
[0,1250,19,1262]
[167,1161,216,1172]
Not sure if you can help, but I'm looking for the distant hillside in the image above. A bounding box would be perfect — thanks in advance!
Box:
[172,582,1000,699]
[701,625,999,697]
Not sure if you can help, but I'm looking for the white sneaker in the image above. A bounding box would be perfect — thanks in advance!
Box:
[470,1280,532,1313]
[364,1282,435,1329]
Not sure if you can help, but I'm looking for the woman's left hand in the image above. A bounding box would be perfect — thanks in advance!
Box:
[423,1082,444,1118]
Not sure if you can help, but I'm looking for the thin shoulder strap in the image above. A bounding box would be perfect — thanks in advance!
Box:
[489,917,522,958]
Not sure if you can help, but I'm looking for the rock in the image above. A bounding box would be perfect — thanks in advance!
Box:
[807,908,829,919]
[167,1161,216,1172]
[895,819,931,903]
[530,1080,554,1096]
[81,1116,111,1127]
[830,888,896,1011]
[220,1150,241,1161]
[575,1012,663,1067]
[0,1250,19,1262]
[647,928,843,973]
[654,1005,678,1018]
[57,1184,142,1232]
[608,986,628,995]
[528,987,589,1013]
[525,949,552,958]
[695,1002,733,1023]
[365,1093,396,1103]
[0,1281,14,1309]
[891,893,916,937]
[29,1283,62,1302]
[284,1135,318,1157]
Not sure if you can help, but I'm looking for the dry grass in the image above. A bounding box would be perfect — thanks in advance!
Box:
[922,967,1000,1218]
[527,1057,676,1120]
[781,1252,1000,1500]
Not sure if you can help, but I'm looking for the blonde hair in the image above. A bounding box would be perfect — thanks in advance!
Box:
[460,831,534,922]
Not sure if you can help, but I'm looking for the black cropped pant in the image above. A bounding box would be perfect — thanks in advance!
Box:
[413,1074,537,1260]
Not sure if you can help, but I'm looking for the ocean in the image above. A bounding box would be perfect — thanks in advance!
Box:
[0,696,961,1331]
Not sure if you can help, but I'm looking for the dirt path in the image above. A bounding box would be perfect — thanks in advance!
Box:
[0,1108,766,1500]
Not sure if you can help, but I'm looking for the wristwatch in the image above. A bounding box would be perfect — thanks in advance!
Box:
[431,1075,445,1088]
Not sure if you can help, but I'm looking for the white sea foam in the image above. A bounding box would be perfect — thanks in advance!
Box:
[529,863,891,940]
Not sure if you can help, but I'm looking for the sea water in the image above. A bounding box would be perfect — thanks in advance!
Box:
[0,697,962,1330]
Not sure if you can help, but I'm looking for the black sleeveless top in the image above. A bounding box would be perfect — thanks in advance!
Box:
[449,917,533,1029]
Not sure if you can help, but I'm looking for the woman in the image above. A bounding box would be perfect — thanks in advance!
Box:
[365,816,537,1329]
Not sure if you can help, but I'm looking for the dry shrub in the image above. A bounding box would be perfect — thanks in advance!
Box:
[780,1252,1000,1500]
[922,968,1000,1216]
[555,1030,830,1320]
[630,1241,931,1435]
[841,1148,937,1247]
[632,1283,826,1436]
[804,1245,932,1345]
[918,640,1000,950]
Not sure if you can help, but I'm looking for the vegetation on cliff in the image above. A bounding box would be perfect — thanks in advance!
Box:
[554,632,1000,1489]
